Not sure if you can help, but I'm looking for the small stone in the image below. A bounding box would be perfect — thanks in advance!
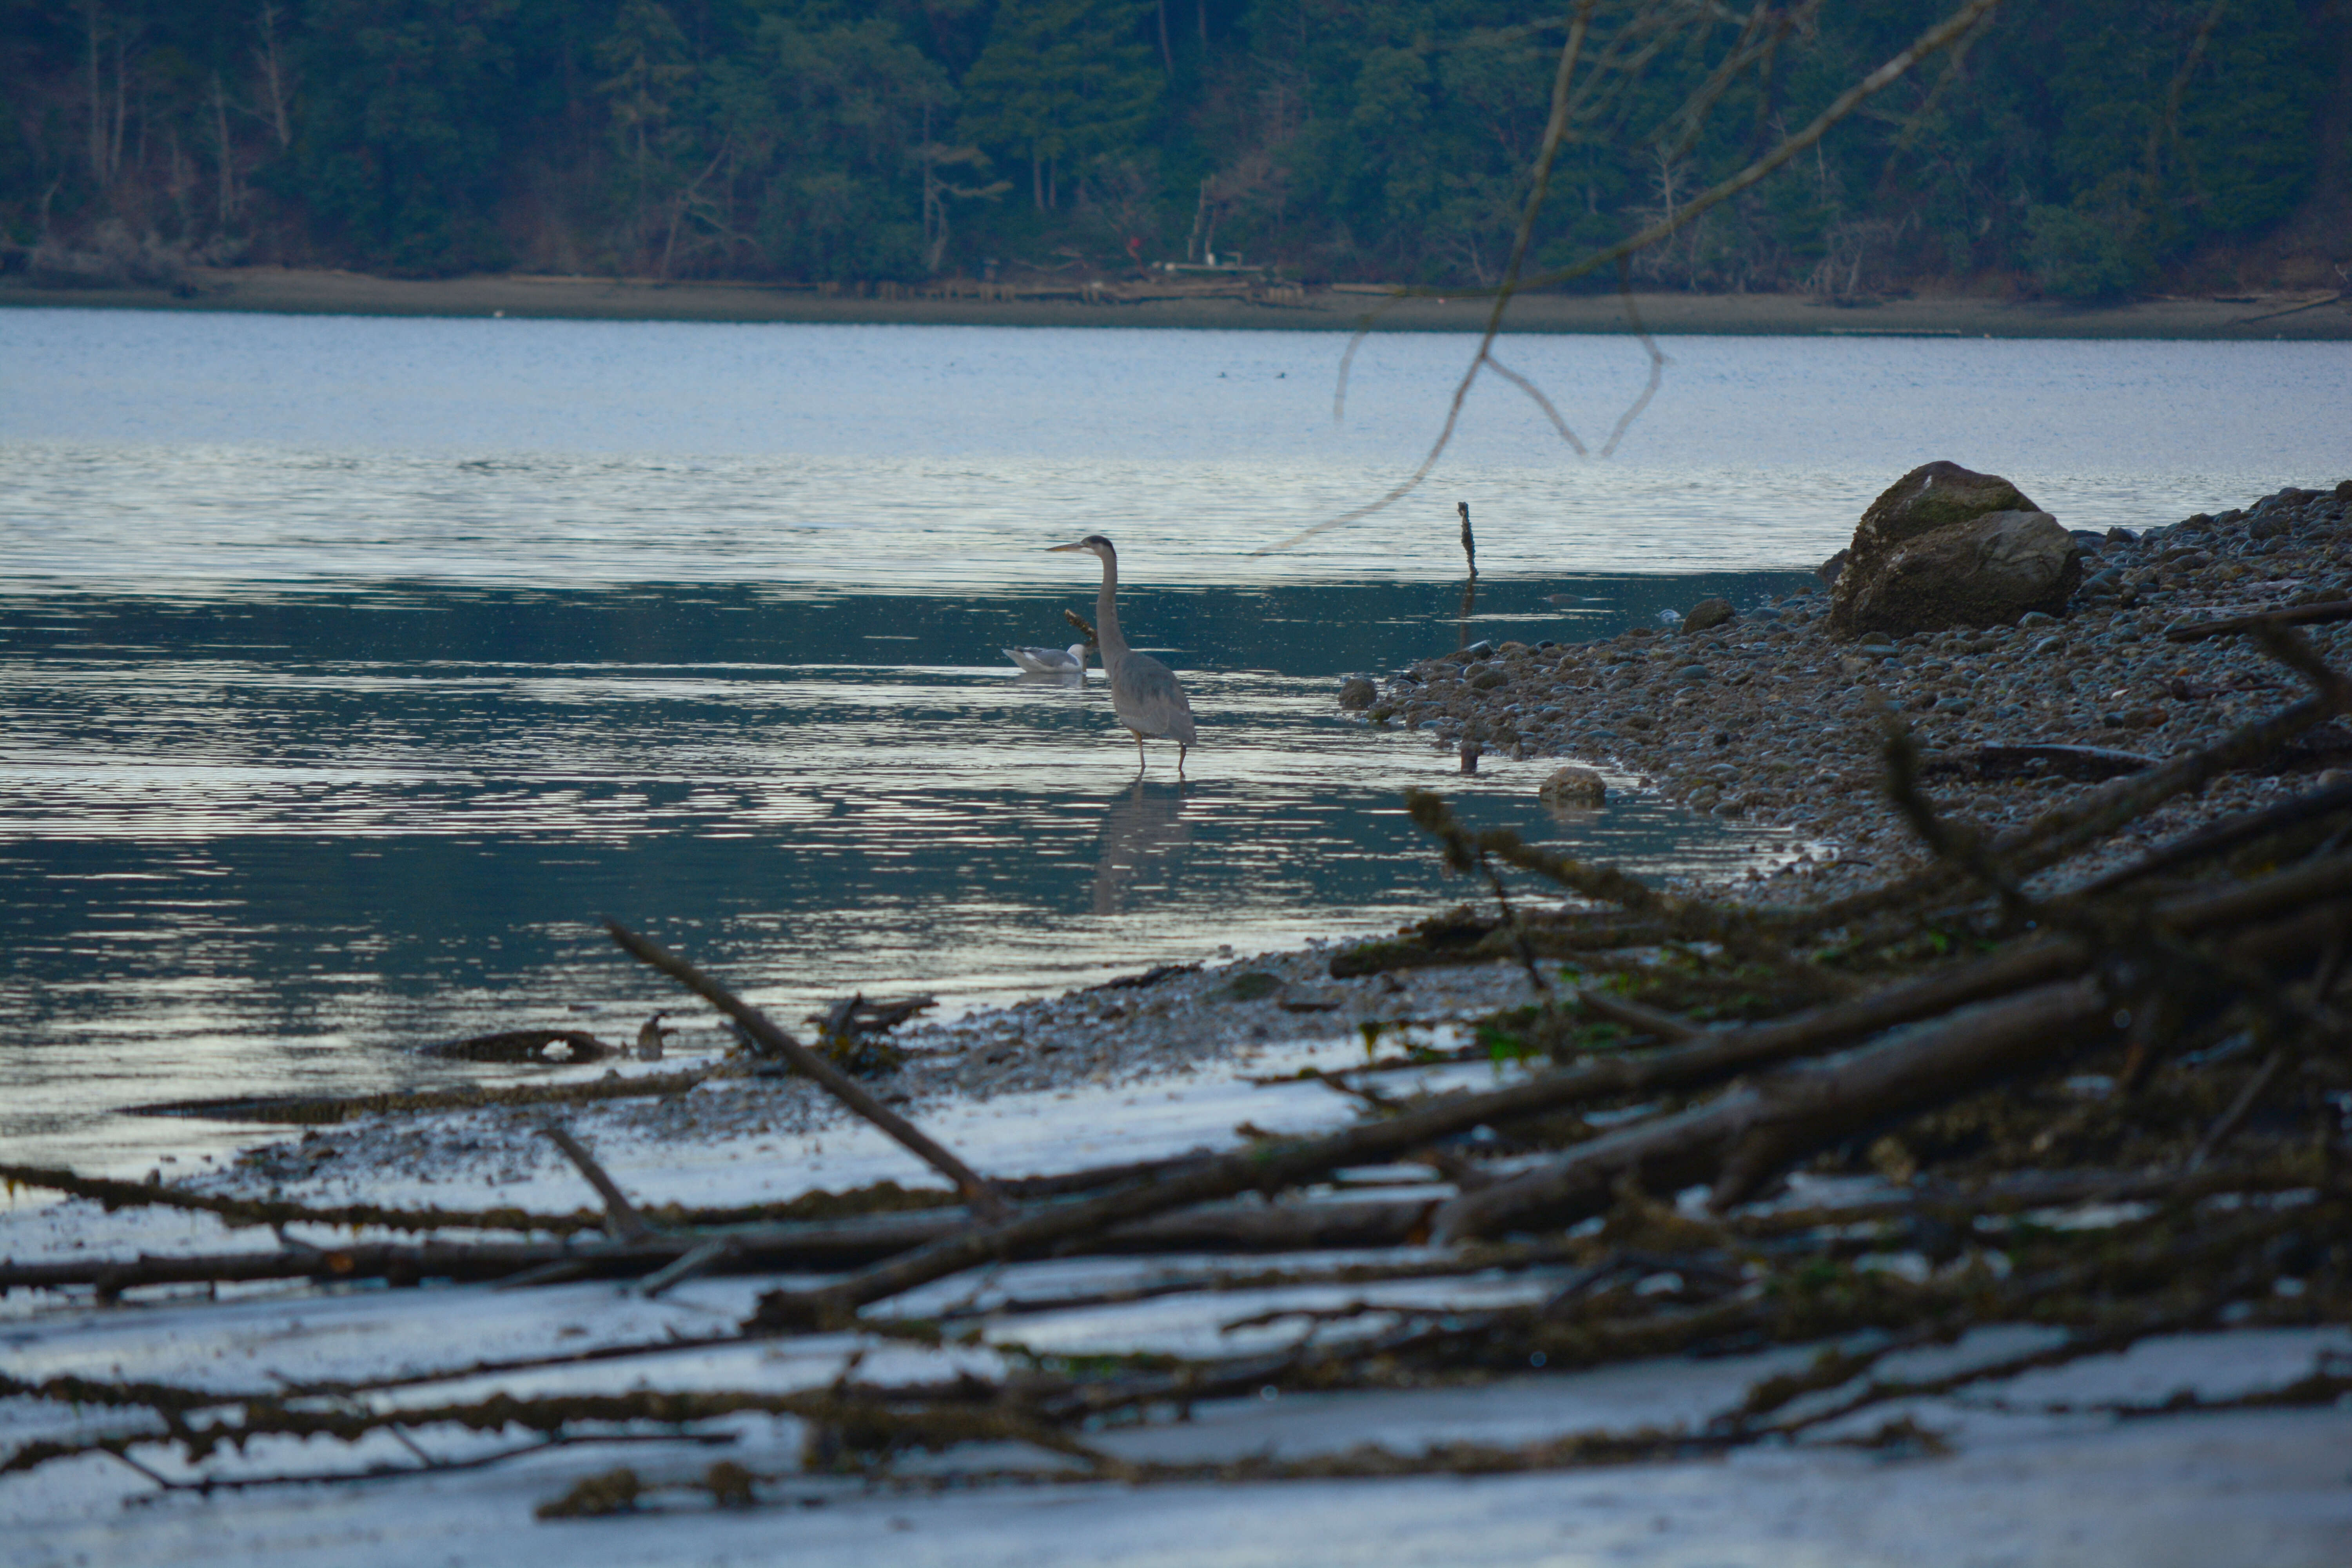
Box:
[1468,665,1508,691]
[1338,675,1377,709]
[1539,766,1607,808]
[1676,664,1711,684]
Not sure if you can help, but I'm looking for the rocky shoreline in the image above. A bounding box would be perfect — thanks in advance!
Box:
[1358,475,2352,904]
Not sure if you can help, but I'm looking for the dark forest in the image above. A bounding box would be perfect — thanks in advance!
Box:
[3,0,2346,298]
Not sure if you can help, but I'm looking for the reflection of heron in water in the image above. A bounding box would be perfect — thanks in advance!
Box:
[1003,642,1089,676]
[1050,534,1196,774]
[1092,779,1191,916]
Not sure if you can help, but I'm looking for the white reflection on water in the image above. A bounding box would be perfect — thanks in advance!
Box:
[0,638,1792,1172]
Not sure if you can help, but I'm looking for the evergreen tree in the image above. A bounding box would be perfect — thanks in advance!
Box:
[960,0,1161,209]
[715,7,950,280]
[2174,0,2330,234]
[287,0,523,274]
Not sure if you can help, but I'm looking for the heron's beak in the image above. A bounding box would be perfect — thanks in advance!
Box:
[1047,541,1087,553]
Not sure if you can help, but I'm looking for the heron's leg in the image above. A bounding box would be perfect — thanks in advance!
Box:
[1178,743,1188,778]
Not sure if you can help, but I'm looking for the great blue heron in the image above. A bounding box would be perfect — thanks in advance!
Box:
[1050,534,1196,773]
[1002,642,1089,676]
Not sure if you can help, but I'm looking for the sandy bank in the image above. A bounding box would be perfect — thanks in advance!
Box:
[5,265,2349,338]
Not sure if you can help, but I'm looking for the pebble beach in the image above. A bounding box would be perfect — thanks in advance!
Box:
[1363,477,2352,904]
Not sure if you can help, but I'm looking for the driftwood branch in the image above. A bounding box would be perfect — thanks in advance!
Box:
[603,918,1009,1220]
[0,1161,605,1236]
[1434,864,2352,1242]
[540,1124,654,1242]
[1805,683,2352,934]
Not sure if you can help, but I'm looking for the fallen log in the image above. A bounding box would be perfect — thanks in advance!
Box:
[2166,600,2352,643]
[127,1064,719,1126]
[1956,744,2155,782]
[0,1197,1444,1297]
[1431,893,2348,1242]
[2081,775,2352,894]
[419,1028,615,1064]
[1432,976,2114,1242]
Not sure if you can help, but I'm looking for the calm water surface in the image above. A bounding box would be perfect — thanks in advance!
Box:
[3,310,2343,1169]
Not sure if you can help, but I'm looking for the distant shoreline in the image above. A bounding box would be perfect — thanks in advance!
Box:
[5,265,2348,339]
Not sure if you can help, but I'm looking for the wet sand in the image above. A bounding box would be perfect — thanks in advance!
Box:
[5,264,2348,338]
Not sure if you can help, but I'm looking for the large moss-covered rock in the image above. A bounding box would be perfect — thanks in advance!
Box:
[1836,510,2082,635]
[1682,596,1735,633]
[1539,766,1607,808]
[1831,462,2042,636]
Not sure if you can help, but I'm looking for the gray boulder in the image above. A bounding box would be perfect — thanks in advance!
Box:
[1338,675,1377,709]
[1683,596,1735,633]
[1539,766,1606,808]
[1837,510,2082,637]
[1831,461,2043,637]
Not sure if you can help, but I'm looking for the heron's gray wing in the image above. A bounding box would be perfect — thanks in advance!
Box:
[1111,652,1196,742]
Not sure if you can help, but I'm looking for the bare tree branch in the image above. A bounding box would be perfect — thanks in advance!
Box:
[1265,0,2004,554]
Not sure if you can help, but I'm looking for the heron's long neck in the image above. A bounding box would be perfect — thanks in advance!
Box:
[1094,554,1132,671]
